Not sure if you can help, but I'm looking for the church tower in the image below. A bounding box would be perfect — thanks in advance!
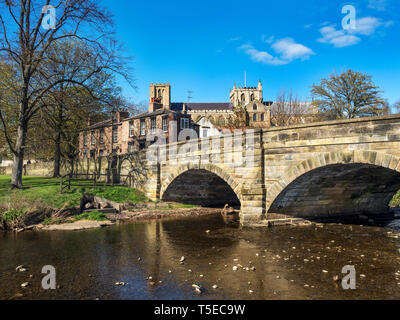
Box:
[230,81,263,108]
[149,83,171,112]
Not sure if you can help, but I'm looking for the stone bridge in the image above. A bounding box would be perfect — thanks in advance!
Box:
[143,115,400,226]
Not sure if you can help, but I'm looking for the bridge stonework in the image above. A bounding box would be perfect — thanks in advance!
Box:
[142,115,400,226]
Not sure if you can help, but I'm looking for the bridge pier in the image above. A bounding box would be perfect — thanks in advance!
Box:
[143,163,161,201]
[240,185,266,225]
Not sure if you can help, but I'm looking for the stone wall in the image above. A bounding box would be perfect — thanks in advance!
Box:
[1,161,68,177]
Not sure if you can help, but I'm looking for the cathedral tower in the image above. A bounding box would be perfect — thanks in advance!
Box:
[230,81,263,107]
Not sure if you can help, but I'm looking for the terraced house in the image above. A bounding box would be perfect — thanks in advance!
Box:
[79,85,196,159]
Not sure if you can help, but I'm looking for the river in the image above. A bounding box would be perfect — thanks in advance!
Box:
[1,214,400,300]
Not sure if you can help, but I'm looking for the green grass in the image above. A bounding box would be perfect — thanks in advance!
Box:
[42,216,71,226]
[168,203,197,209]
[0,176,148,210]
[72,210,108,222]
[391,190,400,207]
[84,186,147,204]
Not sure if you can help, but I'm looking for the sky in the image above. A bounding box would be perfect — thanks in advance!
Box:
[102,0,400,109]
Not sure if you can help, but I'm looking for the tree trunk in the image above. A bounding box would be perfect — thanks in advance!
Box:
[53,131,61,177]
[70,158,75,176]
[11,121,27,189]
[53,105,63,178]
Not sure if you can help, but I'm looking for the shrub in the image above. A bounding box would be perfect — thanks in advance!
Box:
[1,208,27,229]
[73,210,108,222]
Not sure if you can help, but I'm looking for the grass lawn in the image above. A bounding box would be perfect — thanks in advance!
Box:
[0,176,148,210]
[391,190,400,207]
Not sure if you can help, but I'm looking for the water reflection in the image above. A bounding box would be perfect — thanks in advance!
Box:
[1,214,400,300]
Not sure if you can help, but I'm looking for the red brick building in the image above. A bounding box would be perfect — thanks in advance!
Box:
[79,84,198,159]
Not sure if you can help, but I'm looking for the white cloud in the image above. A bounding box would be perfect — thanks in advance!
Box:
[368,0,387,11]
[239,44,286,66]
[261,35,274,43]
[271,38,315,61]
[229,37,241,42]
[351,16,382,35]
[318,16,393,48]
[239,38,314,66]
[318,26,361,47]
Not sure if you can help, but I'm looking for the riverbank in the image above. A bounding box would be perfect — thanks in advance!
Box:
[0,176,209,232]
[27,207,223,232]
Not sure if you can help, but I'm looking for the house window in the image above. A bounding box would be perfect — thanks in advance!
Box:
[253,104,257,111]
[180,118,189,129]
[112,127,118,143]
[83,149,88,158]
[203,129,208,138]
[241,93,245,103]
[261,113,265,121]
[139,140,146,150]
[162,116,168,132]
[83,132,88,146]
[91,131,95,145]
[129,121,134,137]
[90,150,95,158]
[253,114,257,122]
[99,129,104,144]
[128,142,134,154]
[151,118,157,134]
[140,120,146,136]
[251,94,254,102]
[99,150,104,157]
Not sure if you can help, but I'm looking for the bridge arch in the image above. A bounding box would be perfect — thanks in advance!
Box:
[267,150,400,220]
[160,163,242,207]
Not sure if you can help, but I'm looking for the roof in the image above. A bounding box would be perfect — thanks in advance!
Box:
[131,108,184,120]
[215,127,254,133]
[85,119,114,130]
[171,102,233,112]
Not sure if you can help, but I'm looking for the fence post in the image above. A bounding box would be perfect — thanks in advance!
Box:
[60,176,64,194]
[93,173,97,187]
[68,174,71,190]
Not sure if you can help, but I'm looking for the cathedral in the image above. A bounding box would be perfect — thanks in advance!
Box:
[162,80,273,128]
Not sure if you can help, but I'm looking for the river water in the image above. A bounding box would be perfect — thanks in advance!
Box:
[1,214,400,300]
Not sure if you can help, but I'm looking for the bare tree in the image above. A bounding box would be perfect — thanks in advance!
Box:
[0,0,131,189]
[271,89,314,127]
[41,38,132,177]
[395,101,400,114]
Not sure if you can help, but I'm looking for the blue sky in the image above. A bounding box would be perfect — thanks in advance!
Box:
[103,0,400,108]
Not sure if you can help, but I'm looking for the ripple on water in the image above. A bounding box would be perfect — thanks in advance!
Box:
[1,214,400,300]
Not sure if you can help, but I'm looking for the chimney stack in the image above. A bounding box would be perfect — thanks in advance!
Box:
[117,108,130,122]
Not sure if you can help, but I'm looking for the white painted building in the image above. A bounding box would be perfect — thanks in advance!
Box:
[196,117,222,138]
